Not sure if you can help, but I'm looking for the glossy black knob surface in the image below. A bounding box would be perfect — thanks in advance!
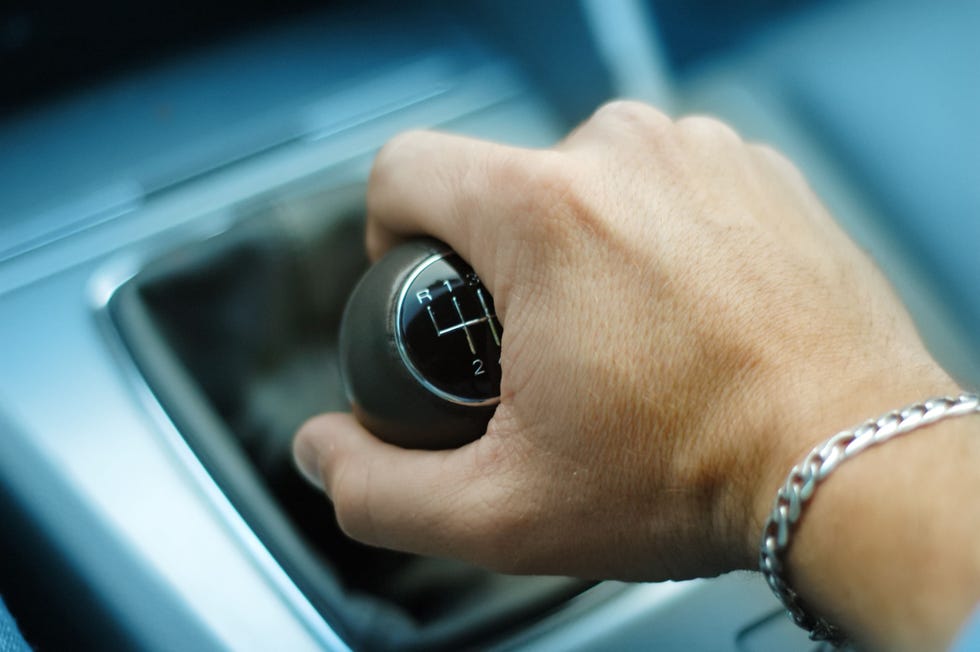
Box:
[339,239,501,449]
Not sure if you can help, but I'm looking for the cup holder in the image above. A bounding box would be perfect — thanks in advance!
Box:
[107,180,590,651]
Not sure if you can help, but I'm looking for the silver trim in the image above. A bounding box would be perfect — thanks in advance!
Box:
[394,251,501,407]
[89,250,351,652]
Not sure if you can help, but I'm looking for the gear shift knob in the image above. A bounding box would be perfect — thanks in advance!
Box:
[339,239,502,448]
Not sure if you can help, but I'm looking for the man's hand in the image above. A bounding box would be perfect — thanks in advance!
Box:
[293,101,954,591]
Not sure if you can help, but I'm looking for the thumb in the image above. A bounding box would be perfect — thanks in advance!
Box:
[293,413,513,563]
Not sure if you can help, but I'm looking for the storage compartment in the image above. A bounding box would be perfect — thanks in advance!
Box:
[107,176,590,651]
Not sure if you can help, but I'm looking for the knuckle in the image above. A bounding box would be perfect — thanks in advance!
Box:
[676,114,742,144]
[750,142,808,185]
[591,99,669,131]
[375,129,428,165]
[369,129,429,191]
[751,142,794,170]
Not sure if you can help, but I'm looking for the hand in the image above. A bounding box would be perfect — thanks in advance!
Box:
[293,101,953,585]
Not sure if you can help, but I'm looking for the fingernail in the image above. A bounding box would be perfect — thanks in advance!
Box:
[293,436,325,492]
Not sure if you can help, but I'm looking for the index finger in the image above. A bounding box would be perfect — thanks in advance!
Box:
[365,130,533,269]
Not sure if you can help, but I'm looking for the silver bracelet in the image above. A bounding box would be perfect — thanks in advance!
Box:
[759,392,980,646]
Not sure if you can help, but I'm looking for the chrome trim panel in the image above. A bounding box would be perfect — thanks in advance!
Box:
[89,256,352,650]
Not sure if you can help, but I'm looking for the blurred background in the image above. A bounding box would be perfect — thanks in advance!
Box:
[0,1,977,650]
[3,0,977,377]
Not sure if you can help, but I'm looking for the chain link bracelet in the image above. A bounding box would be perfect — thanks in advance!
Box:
[759,392,980,646]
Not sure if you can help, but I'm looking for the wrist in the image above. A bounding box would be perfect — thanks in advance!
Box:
[744,359,959,565]
[744,362,977,648]
[777,409,980,650]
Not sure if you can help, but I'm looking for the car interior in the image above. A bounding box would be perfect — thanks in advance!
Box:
[1,1,977,650]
